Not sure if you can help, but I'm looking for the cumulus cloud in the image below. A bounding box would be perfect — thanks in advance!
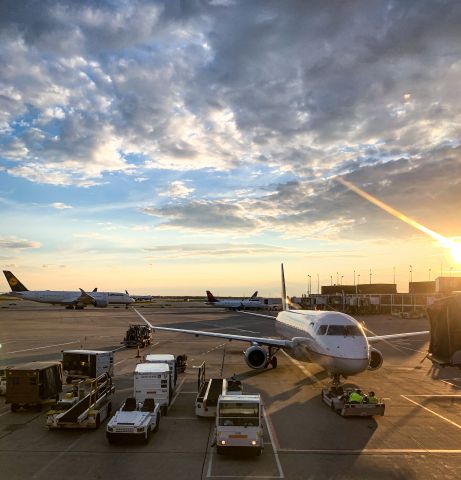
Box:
[0,236,41,249]
[0,0,460,249]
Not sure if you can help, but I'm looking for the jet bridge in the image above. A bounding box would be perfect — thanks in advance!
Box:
[427,295,461,367]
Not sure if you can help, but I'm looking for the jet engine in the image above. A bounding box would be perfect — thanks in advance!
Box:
[244,345,268,369]
[94,299,109,308]
[368,347,383,370]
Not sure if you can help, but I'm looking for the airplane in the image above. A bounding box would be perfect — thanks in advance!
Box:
[135,265,429,385]
[3,271,135,309]
[206,290,266,310]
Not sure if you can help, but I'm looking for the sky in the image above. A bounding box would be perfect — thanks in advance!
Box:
[1,0,461,296]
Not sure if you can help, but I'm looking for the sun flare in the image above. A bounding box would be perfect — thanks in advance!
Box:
[451,244,461,264]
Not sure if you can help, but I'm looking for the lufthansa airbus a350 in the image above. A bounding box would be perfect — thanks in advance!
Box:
[3,271,134,310]
[134,265,428,384]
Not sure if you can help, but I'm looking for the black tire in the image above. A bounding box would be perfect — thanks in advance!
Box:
[107,403,112,418]
[271,357,278,369]
[216,446,225,455]
[11,403,18,412]
[95,413,101,429]
[154,414,160,432]
[255,447,262,456]
[161,405,168,416]
[143,427,151,445]
[106,433,115,444]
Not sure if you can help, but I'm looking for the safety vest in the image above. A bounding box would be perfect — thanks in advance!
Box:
[348,391,362,403]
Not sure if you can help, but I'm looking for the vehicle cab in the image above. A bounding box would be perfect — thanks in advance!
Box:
[216,394,264,455]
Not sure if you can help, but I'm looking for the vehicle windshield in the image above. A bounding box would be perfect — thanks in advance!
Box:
[326,325,362,336]
[218,402,260,427]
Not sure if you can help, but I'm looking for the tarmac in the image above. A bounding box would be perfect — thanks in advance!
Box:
[1,301,461,479]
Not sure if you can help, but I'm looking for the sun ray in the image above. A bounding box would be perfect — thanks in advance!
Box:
[336,177,461,264]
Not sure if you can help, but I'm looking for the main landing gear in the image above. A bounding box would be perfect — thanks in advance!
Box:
[265,347,279,369]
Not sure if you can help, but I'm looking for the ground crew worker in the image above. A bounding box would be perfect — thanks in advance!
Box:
[368,391,378,404]
[348,389,363,404]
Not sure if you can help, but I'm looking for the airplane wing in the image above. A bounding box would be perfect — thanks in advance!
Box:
[77,288,97,305]
[367,331,429,342]
[133,308,289,348]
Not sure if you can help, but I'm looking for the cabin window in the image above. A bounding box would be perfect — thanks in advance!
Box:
[317,325,328,335]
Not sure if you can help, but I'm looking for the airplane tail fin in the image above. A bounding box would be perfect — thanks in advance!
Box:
[206,290,218,303]
[3,271,28,292]
[281,264,288,311]
[92,288,98,292]
[250,291,258,299]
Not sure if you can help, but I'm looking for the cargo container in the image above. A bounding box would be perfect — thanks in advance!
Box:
[62,350,113,382]
[6,361,63,411]
[134,363,170,415]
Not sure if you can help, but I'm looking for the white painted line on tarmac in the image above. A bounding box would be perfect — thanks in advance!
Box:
[281,350,321,384]
[264,408,285,479]
[32,434,82,480]
[168,377,186,411]
[401,395,461,429]
[440,379,461,389]
[6,340,80,354]
[403,394,461,397]
[278,448,461,454]
[0,410,11,417]
[112,346,125,352]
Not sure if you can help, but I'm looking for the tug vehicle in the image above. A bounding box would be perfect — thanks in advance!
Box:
[321,386,385,417]
[106,397,160,444]
[122,324,153,348]
[216,394,264,455]
[46,373,114,429]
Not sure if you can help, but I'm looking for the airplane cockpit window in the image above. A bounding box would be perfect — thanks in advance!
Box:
[326,325,362,336]
[317,325,328,335]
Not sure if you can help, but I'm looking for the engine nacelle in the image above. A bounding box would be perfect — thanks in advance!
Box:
[244,345,268,369]
[368,347,383,370]
[94,299,109,308]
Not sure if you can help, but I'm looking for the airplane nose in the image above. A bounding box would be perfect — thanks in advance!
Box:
[333,357,369,375]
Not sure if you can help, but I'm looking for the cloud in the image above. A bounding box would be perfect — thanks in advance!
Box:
[50,202,72,209]
[160,180,194,198]
[0,236,41,249]
[144,243,295,258]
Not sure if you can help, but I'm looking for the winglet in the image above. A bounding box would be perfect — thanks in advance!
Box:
[250,291,258,299]
[281,264,288,311]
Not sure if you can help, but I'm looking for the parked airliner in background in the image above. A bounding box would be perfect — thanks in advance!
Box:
[206,290,267,310]
[3,271,134,309]
[136,265,428,384]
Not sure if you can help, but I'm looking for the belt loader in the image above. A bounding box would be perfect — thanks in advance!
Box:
[46,373,114,429]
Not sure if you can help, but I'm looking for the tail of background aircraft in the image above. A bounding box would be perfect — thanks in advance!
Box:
[3,271,28,292]
[206,290,218,303]
[249,291,258,299]
[281,264,288,311]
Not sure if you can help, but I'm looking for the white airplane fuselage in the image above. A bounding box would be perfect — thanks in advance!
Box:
[275,310,369,376]
[11,290,134,306]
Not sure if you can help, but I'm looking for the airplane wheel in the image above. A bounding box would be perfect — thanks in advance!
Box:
[270,357,278,369]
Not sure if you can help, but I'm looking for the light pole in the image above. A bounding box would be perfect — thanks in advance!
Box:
[357,274,360,294]
[341,275,344,286]
[330,275,333,286]
[317,274,320,294]
[369,269,372,284]
[409,265,413,283]
[336,272,339,285]
[353,270,356,286]
[307,275,311,296]
[429,268,431,281]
